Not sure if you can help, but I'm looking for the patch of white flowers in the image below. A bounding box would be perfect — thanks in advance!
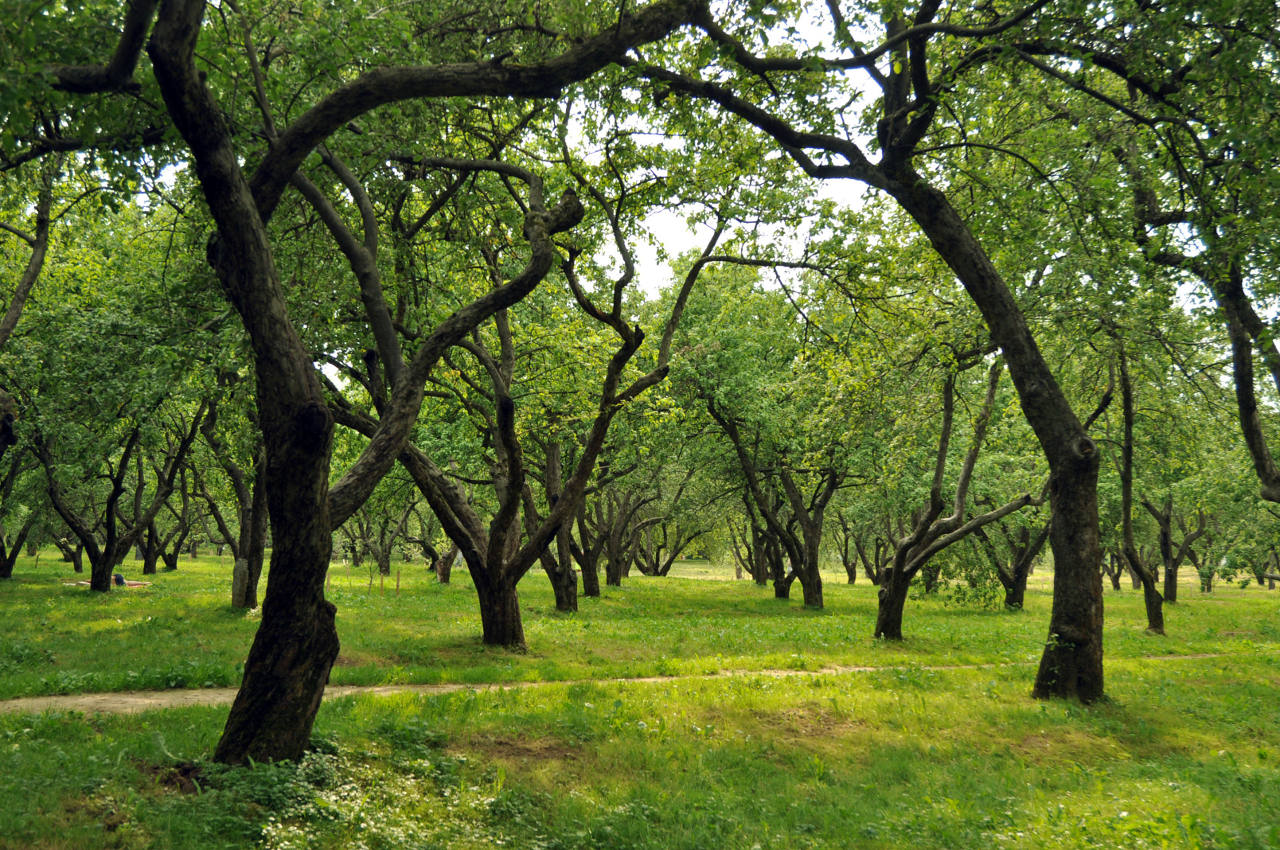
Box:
[256,751,538,850]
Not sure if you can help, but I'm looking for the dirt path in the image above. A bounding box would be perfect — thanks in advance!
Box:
[0,651,1250,716]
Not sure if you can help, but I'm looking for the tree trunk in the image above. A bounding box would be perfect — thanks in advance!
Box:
[87,542,129,592]
[993,524,1048,610]
[244,472,268,607]
[875,572,911,640]
[212,409,338,764]
[750,524,770,585]
[605,557,623,587]
[793,510,827,609]
[68,543,83,573]
[213,573,337,764]
[1028,438,1104,700]
[580,553,600,597]
[142,525,160,575]
[921,560,943,594]
[0,521,32,579]
[1138,570,1165,634]
[232,558,251,608]
[476,578,525,649]
[800,570,823,607]
[1003,575,1027,610]
[550,568,578,611]
[1101,551,1123,591]
[435,543,457,584]
[547,528,578,613]
[794,529,824,607]
[773,570,795,599]
[1163,563,1179,603]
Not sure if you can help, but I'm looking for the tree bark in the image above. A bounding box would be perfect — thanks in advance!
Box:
[1138,569,1165,634]
[1004,577,1026,610]
[875,572,910,640]
[539,440,579,612]
[476,577,525,649]
[0,517,31,580]
[580,553,601,597]
[1101,550,1124,591]
[979,519,1050,610]
[435,543,457,584]
[800,571,823,607]
[573,505,603,597]
[141,524,160,575]
[1114,348,1164,634]
[548,528,578,612]
[239,467,268,608]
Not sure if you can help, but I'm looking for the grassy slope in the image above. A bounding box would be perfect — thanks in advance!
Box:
[1,551,1277,848]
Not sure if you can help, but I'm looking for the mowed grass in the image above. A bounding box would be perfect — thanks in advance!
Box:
[1,550,1278,849]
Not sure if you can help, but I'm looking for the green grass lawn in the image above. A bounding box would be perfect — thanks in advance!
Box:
[1,551,1278,848]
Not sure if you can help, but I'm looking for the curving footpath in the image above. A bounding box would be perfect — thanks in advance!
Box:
[0,652,1242,716]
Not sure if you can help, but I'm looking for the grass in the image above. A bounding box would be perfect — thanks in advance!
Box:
[1,550,1278,848]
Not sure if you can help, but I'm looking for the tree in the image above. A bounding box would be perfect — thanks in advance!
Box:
[0,448,40,579]
[634,2,1112,699]
[874,360,1039,639]
[973,509,1050,611]
[195,377,268,608]
[5,0,705,762]
[1115,344,1166,634]
[674,266,849,608]
[0,195,216,591]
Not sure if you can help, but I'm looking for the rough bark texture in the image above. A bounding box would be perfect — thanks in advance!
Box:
[435,543,457,584]
[874,572,910,640]
[548,527,578,612]
[1102,550,1125,591]
[476,578,525,648]
[573,505,604,597]
[141,525,160,575]
[579,554,601,597]
[1138,570,1166,634]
